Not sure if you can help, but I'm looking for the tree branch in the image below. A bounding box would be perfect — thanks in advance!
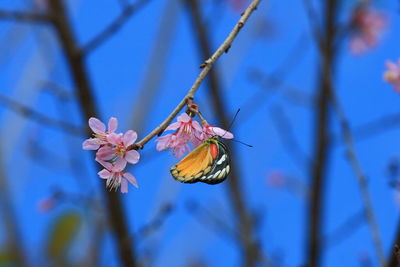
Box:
[305,1,338,266]
[330,90,385,266]
[133,0,261,149]
[46,1,137,266]
[0,94,84,136]
[81,0,151,55]
[0,9,49,22]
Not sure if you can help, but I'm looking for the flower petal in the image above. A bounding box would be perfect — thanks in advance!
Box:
[107,133,122,145]
[123,172,138,188]
[96,158,113,170]
[89,117,106,135]
[113,158,127,172]
[98,169,111,179]
[82,139,100,150]
[108,117,118,133]
[120,179,128,193]
[165,122,181,131]
[125,150,140,164]
[192,120,203,132]
[96,146,115,161]
[209,126,234,139]
[123,130,137,147]
[178,113,191,123]
[155,134,172,151]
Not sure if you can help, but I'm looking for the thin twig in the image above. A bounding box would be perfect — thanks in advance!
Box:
[0,94,84,136]
[329,89,386,266]
[81,0,151,55]
[0,9,49,22]
[134,0,261,149]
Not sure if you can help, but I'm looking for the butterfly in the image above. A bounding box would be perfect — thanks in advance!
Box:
[170,136,231,184]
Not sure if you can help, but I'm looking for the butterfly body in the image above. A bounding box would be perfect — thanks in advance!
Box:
[170,137,230,184]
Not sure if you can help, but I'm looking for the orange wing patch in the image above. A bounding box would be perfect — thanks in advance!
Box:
[170,143,214,183]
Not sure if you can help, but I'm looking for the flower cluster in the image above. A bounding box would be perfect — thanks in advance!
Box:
[349,6,387,54]
[82,117,140,193]
[383,59,400,92]
[155,113,234,158]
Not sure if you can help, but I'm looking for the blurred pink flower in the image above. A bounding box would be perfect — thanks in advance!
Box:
[230,0,248,12]
[82,117,118,150]
[98,158,138,193]
[349,7,387,54]
[266,170,286,188]
[37,197,56,213]
[384,59,400,92]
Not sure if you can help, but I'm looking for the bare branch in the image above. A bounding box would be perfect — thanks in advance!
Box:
[305,1,339,266]
[81,0,151,55]
[329,89,385,266]
[47,1,137,266]
[0,9,49,22]
[134,0,261,149]
[0,94,84,136]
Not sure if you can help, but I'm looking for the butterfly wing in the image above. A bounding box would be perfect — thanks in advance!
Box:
[170,141,214,183]
[170,137,231,184]
[199,139,230,184]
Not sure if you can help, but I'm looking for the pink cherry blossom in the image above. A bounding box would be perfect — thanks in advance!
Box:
[96,130,140,165]
[383,59,400,92]
[155,113,202,158]
[82,117,118,150]
[166,113,203,144]
[155,133,191,158]
[198,120,234,143]
[349,7,387,54]
[98,158,138,193]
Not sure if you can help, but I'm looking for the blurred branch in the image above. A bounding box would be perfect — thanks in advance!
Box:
[305,1,338,266]
[388,226,400,266]
[136,204,173,240]
[329,88,385,266]
[0,94,84,136]
[269,105,309,171]
[81,0,151,55]
[133,0,261,149]
[129,0,179,134]
[185,1,265,267]
[46,1,137,266]
[351,112,400,142]
[389,244,400,267]
[324,209,366,248]
[0,143,27,266]
[0,9,49,22]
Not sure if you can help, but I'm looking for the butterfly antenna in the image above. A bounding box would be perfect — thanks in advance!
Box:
[218,108,241,138]
[227,108,240,132]
[231,139,253,147]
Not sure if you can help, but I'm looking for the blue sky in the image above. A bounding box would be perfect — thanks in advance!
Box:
[0,0,399,266]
